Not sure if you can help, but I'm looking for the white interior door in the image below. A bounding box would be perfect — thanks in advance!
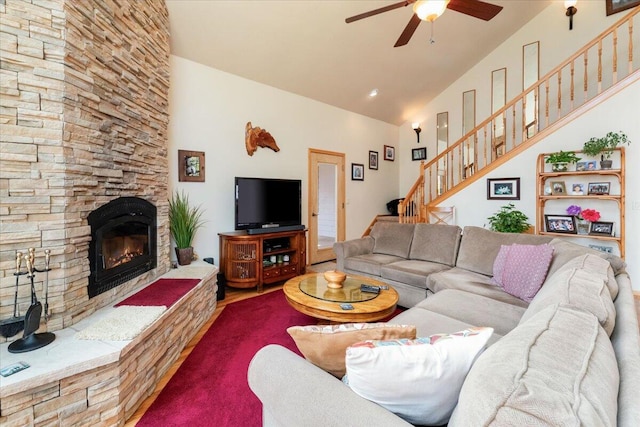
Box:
[308,149,345,264]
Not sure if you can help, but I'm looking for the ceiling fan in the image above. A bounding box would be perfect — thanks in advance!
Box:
[345,0,503,47]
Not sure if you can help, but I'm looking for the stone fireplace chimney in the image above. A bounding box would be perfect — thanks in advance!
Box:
[0,0,171,337]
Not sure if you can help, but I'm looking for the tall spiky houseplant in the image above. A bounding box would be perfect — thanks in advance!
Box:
[169,190,205,265]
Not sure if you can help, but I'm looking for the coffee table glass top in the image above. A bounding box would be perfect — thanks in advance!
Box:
[298,275,379,303]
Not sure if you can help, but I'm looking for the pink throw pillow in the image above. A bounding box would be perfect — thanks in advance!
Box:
[492,245,510,286]
[493,244,555,302]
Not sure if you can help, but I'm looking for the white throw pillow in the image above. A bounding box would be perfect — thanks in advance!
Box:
[344,327,493,426]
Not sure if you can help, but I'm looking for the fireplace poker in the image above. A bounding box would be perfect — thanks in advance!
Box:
[44,249,51,322]
[0,252,26,338]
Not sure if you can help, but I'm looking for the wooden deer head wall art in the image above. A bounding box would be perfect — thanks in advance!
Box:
[245,122,280,156]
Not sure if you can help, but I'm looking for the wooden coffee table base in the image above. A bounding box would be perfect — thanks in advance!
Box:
[283,273,398,323]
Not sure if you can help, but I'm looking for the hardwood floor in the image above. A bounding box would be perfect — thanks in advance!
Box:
[124,284,284,426]
[125,285,640,426]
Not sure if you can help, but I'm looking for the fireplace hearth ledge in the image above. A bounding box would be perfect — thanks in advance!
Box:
[0,262,218,425]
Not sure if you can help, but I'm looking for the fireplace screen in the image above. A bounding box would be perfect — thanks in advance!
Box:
[88,197,157,298]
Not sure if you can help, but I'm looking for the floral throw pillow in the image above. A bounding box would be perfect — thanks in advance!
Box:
[493,244,554,302]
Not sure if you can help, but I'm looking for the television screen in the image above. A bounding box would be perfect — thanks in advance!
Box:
[235,177,302,231]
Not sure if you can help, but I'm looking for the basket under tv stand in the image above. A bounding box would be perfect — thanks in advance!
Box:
[218,228,307,292]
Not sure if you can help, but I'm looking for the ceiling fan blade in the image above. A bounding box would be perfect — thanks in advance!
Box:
[447,0,503,21]
[346,0,415,23]
[394,14,422,47]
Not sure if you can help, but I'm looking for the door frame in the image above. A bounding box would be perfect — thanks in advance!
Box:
[308,149,346,265]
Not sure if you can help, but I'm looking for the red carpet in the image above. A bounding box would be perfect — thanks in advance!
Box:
[115,278,201,308]
[136,289,316,426]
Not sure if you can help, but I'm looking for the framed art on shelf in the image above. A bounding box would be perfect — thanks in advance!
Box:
[550,181,567,195]
[590,221,615,236]
[384,145,395,161]
[588,182,610,195]
[412,147,426,161]
[544,214,577,234]
[178,150,205,182]
[369,151,378,170]
[351,163,364,181]
[486,177,520,200]
[606,0,640,16]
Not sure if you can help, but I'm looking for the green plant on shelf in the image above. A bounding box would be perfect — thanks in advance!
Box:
[545,150,581,164]
[582,131,631,160]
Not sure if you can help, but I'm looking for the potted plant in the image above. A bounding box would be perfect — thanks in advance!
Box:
[169,190,205,265]
[582,131,631,169]
[545,150,581,172]
[487,203,531,233]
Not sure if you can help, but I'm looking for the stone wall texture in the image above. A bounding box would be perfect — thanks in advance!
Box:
[0,0,171,337]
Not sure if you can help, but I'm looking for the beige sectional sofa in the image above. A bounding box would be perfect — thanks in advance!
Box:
[248,223,640,426]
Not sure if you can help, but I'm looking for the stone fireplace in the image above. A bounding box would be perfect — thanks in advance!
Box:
[0,0,171,338]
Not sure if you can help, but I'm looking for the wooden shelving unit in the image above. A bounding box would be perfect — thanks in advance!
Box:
[219,229,306,292]
[536,148,625,258]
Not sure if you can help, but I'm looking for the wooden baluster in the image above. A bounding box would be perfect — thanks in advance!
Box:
[511,106,516,149]
[628,18,633,74]
[544,79,550,127]
[570,60,575,110]
[557,68,562,114]
[597,39,603,93]
[612,28,618,84]
[483,125,488,169]
[583,51,588,103]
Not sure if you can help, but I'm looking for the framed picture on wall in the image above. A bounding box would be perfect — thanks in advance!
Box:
[369,151,378,170]
[384,145,395,161]
[351,163,364,181]
[178,150,205,182]
[412,147,427,161]
[486,177,520,200]
[606,0,640,16]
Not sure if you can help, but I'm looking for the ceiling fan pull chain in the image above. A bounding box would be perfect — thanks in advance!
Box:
[429,21,436,44]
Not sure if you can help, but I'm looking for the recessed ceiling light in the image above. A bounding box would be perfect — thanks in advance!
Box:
[368,89,379,97]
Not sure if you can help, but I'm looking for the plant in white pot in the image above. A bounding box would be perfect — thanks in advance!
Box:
[582,131,631,169]
[169,190,205,265]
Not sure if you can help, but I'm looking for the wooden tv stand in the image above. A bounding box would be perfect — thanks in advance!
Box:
[218,229,307,292]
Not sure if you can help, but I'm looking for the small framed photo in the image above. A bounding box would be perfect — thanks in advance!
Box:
[412,147,427,161]
[550,181,567,195]
[368,151,378,170]
[178,150,205,182]
[384,145,395,161]
[586,160,597,171]
[487,177,520,200]
[589,221,615,236]
[545,214,577,234]
[351,163,364,181]
[571,183,584,195]
[589,244,613,254]
[576,161,587,171]
[588,182,610,195]
[606,0,640,16]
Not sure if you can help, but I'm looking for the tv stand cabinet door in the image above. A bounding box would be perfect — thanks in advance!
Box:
[220,236,260,289]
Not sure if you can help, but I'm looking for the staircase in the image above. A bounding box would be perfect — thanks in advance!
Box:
[399,7,640,224]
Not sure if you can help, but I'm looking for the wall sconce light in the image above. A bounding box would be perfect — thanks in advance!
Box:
[412,122,422,143]
[565,0,577,30]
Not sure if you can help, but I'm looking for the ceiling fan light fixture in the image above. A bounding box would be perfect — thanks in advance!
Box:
[413,0,450,22]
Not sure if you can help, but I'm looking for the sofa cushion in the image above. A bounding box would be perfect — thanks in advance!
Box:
[370,222,415,258]
[450,305,619,427]
[287,323,416,378]
[416,289,526,337]
[548,238,625,279]
[492,243,554,302]
[548,249,619,300]
[344,253,406,276]
[456,226,552,276]
[380,260,449,290]
[521,259,616,336]
[345,327,493,426]
[408,223,462,266]
[428,267,529,308]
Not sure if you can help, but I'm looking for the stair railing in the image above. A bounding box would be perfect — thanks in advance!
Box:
[399,6,639,223]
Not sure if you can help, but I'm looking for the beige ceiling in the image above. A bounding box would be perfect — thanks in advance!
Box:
[166,0,551,125]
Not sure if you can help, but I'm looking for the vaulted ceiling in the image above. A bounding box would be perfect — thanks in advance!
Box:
[166,0,551,125]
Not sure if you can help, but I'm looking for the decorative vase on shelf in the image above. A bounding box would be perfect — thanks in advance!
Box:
[551,162,568,172]
[576,219,590,235]
[175,247,193,265]
[600,159,613,169]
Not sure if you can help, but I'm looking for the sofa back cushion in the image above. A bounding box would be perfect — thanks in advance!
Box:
[456,226,552,276]
[521,255,616,335]
[409,223,462,266]
[450,305,619,427]
[370,222,415,258]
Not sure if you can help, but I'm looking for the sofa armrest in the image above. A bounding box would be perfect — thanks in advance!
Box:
[248,344,411,427]
[333,237,374,271]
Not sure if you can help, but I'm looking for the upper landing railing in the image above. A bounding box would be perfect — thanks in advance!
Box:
[399,6,639,224]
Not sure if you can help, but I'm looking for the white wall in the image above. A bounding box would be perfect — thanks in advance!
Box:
[168,56,399,265]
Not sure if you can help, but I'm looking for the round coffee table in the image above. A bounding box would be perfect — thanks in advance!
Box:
[283,273,398,323]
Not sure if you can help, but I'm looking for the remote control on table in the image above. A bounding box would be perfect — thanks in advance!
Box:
[360,284,380,294]
[1,361,30,377]
[340,303,354,310]
[379,285,389,290]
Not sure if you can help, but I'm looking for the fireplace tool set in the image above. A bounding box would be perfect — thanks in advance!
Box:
[0,248,56,353]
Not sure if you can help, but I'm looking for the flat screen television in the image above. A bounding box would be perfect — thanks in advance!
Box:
[235,177,303,234]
